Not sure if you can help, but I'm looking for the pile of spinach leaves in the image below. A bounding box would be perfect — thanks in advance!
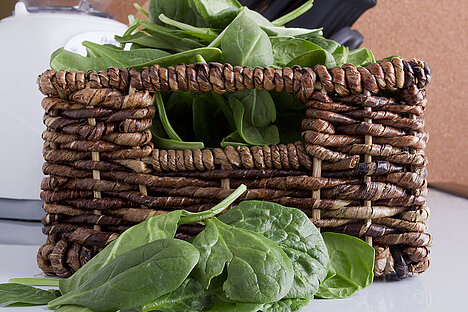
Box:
[1,185,375,312]
[50,0,376,149]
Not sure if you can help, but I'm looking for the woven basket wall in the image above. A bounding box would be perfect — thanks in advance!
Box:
[37,59,431,280]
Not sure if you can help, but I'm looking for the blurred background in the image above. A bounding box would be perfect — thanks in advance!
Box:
[0,0,466,244]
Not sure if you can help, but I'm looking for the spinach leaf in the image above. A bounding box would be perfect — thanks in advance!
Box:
[154,92,183,141]
[220,13,273,67]
[262,27,322,39]
[8,278,60,288]
[149,0,207,27]
[179,184,247,225]
[192,218,294,303]
[230,90,276,128]
[346,48,376,66]
[192,0,242,28]
[229,97,279,146]
[203,297,310,312]
[142,278,220,312]
[50,48,114,71]
[152,134,205,149]
[116,31,193,52]
[158,13,219,42]
[82,41,171,67]
[315,232,375,299]
[0,283,60,306]
[137,46,222,68]
[221,131,249,148]
[134,3,149,18]
[302,35,339,55]
[332,45,349,67]
[219,201,329,299]
[60,210,184,294]
[141,21,206,51]
[55,305,94,312]
[271,0,314,26]
[286,49,335,69]
[193,95,225,147]
[270,37,325,67]
[49,239,200,312]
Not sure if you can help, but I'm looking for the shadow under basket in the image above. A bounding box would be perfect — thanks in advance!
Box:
[37,59,432,281]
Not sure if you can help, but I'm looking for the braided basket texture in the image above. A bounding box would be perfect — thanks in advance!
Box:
[37,59,431,280]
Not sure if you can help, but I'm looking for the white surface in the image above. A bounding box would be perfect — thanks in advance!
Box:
[0,2,127,201]
[1,189,467,311]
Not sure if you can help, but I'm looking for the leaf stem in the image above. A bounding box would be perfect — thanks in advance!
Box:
[179,184,247,225]
[154,92,182,141]
[272,0,314,26]
[9,278,60,288]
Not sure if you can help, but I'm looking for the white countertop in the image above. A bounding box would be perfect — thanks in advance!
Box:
[1,189,467,311]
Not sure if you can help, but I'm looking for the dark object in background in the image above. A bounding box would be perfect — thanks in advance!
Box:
[241,0,376,50]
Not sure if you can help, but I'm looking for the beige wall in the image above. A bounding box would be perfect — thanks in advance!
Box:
[0,0,16,19]
[355,0,468,195]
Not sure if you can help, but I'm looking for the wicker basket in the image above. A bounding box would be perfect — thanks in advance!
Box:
[36,59,431,280]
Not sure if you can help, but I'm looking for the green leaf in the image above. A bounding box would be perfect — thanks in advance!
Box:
[142,278,219,312]
[59,210,184,294]
[303,36,339,55]
[271,0,315,26]
[141,21,206,51]
[8,278,60,288]
[192,218,294,303]
[219,201,329,299]
[116,31,192,52]
[230,90,276,128]
[0,283,60,306]
[149,0,207,27]
[50,48,114,71]
[179,184,247,225]
[346,48,376,66]
[220,131,249,148]
[220,13,273,67]
[154,92,182,141]
[332,45,349,67]
[315,232,375,299]
[193,95,224,147]
[270,36,326,67]
[229,97,279,146]
[134,3,149,18]
[55,305,94,312]
[262,26,322,38]
[193,0,242,28]
[159,13,219,41]
[137,46,222,68]
[286,48,336,69]
[151,134,205,149]
[82,41,171,67]
[49,239,200,312]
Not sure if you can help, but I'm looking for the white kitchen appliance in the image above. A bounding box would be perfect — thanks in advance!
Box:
[0,1,127,220]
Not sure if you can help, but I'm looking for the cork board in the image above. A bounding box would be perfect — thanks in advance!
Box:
[355,0,468,196]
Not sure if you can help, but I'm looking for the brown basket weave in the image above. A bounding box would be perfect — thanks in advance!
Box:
[36,59,431,280]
